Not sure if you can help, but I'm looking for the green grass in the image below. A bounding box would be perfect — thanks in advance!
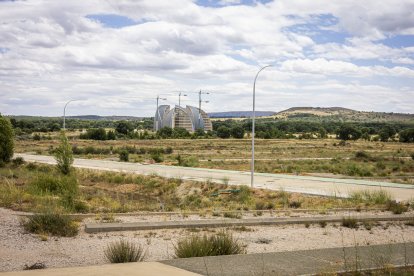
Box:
[349,190,393,205]
[22,213,79,237]
[104,239,145,263]
[174,231,246,258]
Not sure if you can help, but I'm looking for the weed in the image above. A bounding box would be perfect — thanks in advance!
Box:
[104,239,145,263]
[23,262,46,270]
[349,190,392,205]
[174,231,245,258]
[12,157,25,166]
[223,212,242,219]
[342,217,358,229]
[119,150,129,162]
[386,201,408,214]
[256,238,272,244]
[22,213,78,237]
[289,201,302,208]
[319,221,327,228]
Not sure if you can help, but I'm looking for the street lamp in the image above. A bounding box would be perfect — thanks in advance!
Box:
[63,100,77,131]
[198,90,210,129]
[251,65,272,188]
[155,95,167,131]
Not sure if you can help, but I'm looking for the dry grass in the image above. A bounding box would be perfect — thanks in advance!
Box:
[15,136,414,184]
[0,162,365,213]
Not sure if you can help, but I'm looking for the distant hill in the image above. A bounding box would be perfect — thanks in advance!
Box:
[272,107,414,123]
[10,115,145,121]
[68,115,145,121]
[208,111,275,118]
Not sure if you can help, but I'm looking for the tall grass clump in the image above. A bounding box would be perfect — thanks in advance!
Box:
[29,174,78,196]
[349,190,392,205]
[174,231,245,258]
[22,213,78,237]
[104,239,145,263]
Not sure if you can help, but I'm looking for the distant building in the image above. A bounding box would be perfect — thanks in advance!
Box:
[154,105,212,132]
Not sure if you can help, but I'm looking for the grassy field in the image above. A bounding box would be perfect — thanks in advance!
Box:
[0,161,385,214]
[15,135,414,184]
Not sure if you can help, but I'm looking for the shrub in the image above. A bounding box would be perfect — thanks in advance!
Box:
[54,132,74,175]
[104,239,145,263]
[119,150,129,162]
[289,201,302,208]
[386,201,408,214]
[238,185,251,204]
[22,213,78,237]
[12,157,25,166]
[176,155,199,167]
[342,217,358,229]
[0,115,14,163]
[29,174,78,196]
[349,190,392,205]
[174,231,245,258]
[151,152,164,163]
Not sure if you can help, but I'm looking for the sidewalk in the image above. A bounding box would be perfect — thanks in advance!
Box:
[0,262,200,276]
[163,242,414,275]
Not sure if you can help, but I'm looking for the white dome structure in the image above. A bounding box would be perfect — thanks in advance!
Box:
[154,105,212,132]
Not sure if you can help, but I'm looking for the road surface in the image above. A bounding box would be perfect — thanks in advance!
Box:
[15,153,414,201]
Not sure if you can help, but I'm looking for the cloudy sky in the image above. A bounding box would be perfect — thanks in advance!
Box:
[0,0,413,117]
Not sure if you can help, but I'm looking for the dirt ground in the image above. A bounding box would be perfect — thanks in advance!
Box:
[1,208,413,272]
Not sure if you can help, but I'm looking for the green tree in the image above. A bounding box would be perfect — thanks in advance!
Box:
[399,128,414,143]
[336,125,362,141]
[0,115,14,163]
[115,121,133,135]
[54,132,74,175]
[157,127,173,138]
[107,130,116,140]
[230,126,245,139]
[217,126,231,139]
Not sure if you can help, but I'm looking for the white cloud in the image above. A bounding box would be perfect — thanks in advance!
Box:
[0,0,413,116]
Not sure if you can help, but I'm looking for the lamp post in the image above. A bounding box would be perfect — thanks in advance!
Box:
[63,100,77,131]
[155,95,167,131]
[251,65,272,188]
[198,90,210,129]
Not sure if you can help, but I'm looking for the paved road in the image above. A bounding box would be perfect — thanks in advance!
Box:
[16,154,414,201]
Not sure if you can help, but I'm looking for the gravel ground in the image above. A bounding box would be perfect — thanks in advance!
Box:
[1,207,413,272]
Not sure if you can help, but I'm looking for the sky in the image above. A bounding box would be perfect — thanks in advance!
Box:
[0,0,413,117]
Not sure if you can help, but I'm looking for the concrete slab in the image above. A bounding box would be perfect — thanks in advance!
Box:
[0,262,201,276]
[163,243,414,276]
[84,214,414,233]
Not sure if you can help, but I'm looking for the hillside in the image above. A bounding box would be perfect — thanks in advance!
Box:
[208,111,275,118]
[271,107,414,123]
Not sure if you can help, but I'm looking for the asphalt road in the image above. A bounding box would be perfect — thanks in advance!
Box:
[16,153,414,201]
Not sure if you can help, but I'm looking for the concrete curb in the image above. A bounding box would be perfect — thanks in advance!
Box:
[85,214,414,233]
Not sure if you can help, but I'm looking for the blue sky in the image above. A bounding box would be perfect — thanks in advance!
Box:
[0,0,413,116]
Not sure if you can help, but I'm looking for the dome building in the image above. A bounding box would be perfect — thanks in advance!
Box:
[154,105,212,132]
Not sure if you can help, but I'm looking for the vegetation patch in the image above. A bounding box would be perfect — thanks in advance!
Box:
[174,231,245,258]
[22,213,79,237]
[104,239,145,263]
